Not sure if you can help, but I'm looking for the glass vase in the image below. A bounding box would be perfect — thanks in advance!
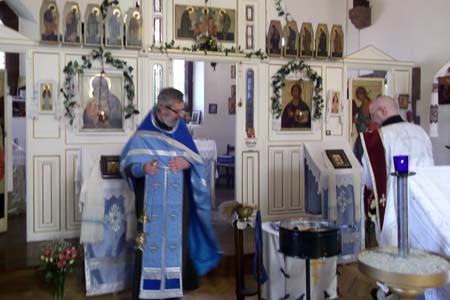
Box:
[54,274,65,300]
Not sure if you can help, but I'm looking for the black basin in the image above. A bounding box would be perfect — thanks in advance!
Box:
[279,219,342,259]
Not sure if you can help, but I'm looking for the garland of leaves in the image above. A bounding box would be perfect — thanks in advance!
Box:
[100,0,119,18]
[274,0,292,24]
[271,60,323,119]
[61,47,138,125]
[148,0,292,60]
[150,40,268,60]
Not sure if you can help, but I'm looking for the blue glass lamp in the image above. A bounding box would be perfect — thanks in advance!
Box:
[393,155,408,174]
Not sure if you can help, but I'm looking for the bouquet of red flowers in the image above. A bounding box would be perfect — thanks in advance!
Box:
[39,239,79,300]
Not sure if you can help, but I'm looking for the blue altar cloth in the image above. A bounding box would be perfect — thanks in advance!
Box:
[83,189,134,296]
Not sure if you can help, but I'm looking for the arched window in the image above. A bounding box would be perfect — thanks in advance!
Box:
[152,64,163,105]
[246,69,254,131]
[153,0,161,12]
[153,0,162,44]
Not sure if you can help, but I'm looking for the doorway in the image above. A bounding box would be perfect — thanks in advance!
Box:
[0,50,27,218]
[0,2,35,270]
[0,50,29,269]
[172,59,237,207]
[0,52,27,230]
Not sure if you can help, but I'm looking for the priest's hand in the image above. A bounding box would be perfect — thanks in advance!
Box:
[168,157,190,172]
[143,160,159,175]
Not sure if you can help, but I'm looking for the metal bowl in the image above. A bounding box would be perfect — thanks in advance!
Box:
[358,247,450,299]
[236,205,254,221]
[279,218,342,259]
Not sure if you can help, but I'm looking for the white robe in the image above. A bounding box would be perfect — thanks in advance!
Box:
[362,121,434,246]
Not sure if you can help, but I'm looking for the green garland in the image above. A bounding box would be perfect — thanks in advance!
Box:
[147,0,294,60]
[274,0,292,24]
[100,0,118,18]
[149,40,268,60]
[61,47,138,125]
[271,60,323,119]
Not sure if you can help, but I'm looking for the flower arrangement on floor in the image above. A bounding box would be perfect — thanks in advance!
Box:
[39,239,79,300]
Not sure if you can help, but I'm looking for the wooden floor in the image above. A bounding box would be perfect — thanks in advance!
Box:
[0,259,375,300]
[0,186,376,299]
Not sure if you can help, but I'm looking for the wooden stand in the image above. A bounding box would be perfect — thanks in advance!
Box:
[233,220,261,300]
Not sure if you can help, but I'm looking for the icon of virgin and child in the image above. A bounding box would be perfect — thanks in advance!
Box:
[281,81,312,130]
[83,75,122,129]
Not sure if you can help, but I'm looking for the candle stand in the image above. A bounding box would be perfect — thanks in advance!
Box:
[358,168,450,300]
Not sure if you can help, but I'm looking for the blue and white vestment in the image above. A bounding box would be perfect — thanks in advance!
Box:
[121,110,222,299]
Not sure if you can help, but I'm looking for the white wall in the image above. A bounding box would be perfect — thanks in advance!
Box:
[172,59,185,96]
[193,62,235,155]
[346,0,450,164]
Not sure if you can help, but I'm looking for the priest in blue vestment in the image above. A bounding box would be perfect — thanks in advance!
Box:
[121,88,222,299]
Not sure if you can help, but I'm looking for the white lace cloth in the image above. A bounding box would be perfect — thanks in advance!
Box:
[76,145,136,243]
[9,143,26,215]
[75,144,125,204]
[304,142,363,222]
[261,222,338,300]
[194,139,218,162]
[13,143,25,166]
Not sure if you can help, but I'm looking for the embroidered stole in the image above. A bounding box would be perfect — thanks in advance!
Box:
[140,167,184,299]
[361,130,387,231]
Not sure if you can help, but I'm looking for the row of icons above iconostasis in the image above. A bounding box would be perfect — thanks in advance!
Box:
[39,0,342,58]
[39,0,143,49]
[267,20,344,59]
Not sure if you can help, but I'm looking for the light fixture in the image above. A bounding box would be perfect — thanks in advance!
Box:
[210,62,217,71]
[97,71,108,123]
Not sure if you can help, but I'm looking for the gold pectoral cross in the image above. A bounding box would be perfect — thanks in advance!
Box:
[311,259,326,286]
